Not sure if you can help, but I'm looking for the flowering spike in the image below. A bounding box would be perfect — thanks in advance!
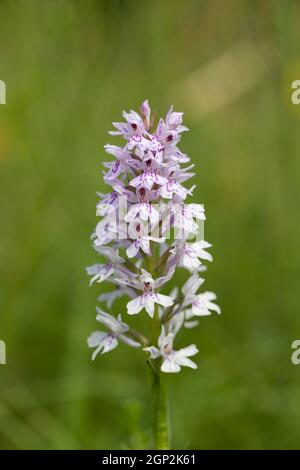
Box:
[87,100,220,373]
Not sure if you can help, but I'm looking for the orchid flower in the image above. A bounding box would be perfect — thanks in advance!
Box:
[86,246,125,285]
[144,326,198,373]
[88,308,141,360]
[124,269,174,318]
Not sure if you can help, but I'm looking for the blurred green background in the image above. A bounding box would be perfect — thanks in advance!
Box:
[1,0,300,450]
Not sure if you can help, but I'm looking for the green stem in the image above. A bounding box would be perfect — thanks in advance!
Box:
[146,241,170,449]
[151,369,170,450]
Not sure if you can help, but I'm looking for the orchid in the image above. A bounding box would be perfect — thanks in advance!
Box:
[169,239,213,272]
[181,273,221,316]
[86,246,125,285]
[88,308,141,360]
[124,269,174,317]
[144,326,198,373]
[86,100,220,449]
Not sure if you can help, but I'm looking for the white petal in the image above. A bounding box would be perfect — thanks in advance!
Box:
[177,344,199,358]
[156,293,174,308]
[119,335,141,348]
[96,308,127,334]
[191,305,211,316]
[86,263,103,275]
[190,203,206,219]
[182,254,201,271]
[94,245,122,263]
[87,330,106,348]
[148,207,160,225]
[207,301,221,314]
[145,297,155,317]
[155,267,175,288]
[88,333,119,360]
[139,203,154,221]
[87,264,103,284]
[91,344,104,361]
[161,357,181,373]
[126,241,140,258]
[174,355,197,369]
[143,346,161,359]
[158,326,174,350]
[98,265,114,283]
[127,296,144,315]
[169,286,179,300]
[198,240,212,249]
[182,273,205,296]
[192,241,213,262]
[140,238,150,254]
[204,291,217,301]
[158,325,167,349]
[140,269,154,284]
[198,250,213,262]
[124,205,139,222]
[101,336,119,354]
[139,203,156,223]
[89,273,101,286]
[149,236,166,244]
